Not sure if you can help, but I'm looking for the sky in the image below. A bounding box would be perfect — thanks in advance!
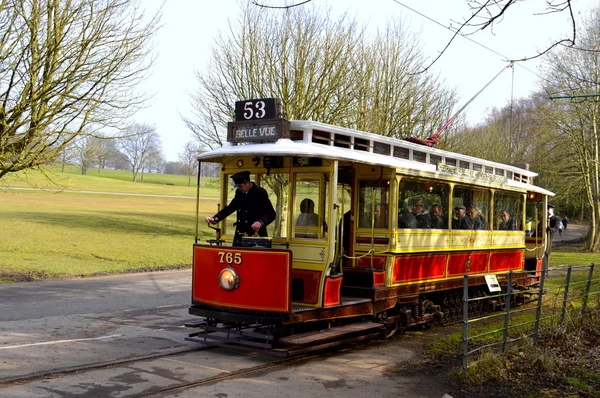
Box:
[136,0,597,162]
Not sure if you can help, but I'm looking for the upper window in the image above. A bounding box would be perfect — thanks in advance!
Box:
[294,173,328,239]
[260,173,290,239]
[494,192,523,231]
[398,178,449,229]
[452,186,490,230]
[358,180,389,229]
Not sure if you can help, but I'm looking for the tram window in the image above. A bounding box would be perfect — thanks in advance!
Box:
[526,201,544,237]
[358,180,389,229]
[294,174,328,239]
[452,186,490,230]
[398,178,449,229]
[260,173,290,239]
[494,192,523,231]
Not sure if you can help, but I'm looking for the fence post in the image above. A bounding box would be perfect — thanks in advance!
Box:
[462,274,469,373]
[502,271,513,353]
[560,266,572,327]
[581,263,595,320]
[533,266,547,344]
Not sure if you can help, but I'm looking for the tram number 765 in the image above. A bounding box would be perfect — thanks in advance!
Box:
[218,251,242,265]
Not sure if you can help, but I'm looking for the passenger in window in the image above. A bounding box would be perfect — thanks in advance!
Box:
[460,206,486,230]
[499,209,517,230]
[429,204,447,229]
[398,208,417,228]
[452,205,466,229]
[296,198,319,227]
[411,200,431,228]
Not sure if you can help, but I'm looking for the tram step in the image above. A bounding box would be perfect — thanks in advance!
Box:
[278,322,385,346]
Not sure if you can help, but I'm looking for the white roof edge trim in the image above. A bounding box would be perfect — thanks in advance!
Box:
[290,120,539,177]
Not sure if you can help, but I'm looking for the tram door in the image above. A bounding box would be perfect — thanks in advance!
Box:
[337,166,354,267]
[525,199,546,272]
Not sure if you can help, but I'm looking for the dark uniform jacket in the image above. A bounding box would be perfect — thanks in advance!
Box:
[212,183,276,242]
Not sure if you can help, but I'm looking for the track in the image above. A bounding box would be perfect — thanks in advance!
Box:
[0,340,348,397]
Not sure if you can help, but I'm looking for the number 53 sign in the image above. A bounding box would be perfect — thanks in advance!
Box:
[234,98,281,121]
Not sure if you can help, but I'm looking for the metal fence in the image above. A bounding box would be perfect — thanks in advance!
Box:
[462,263,599,372]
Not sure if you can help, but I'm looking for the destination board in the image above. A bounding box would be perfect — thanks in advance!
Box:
[227,119,291,143]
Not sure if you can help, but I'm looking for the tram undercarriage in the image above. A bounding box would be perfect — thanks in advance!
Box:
[185,273,540,356]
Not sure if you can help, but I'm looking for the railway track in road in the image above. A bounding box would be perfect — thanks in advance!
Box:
[130,352,318,398]
[0,342,321,398]
[0,345,203,386]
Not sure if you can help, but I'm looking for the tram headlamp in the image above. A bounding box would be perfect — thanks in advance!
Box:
[218,267,239,290]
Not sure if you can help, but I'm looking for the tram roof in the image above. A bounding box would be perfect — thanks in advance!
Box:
[198,120,554,196]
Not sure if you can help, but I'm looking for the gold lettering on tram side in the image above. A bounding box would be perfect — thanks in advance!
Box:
[218,252,243,265]
[437,163,508,184]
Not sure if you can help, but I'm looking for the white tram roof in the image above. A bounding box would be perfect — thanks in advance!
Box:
[198,120,554,196]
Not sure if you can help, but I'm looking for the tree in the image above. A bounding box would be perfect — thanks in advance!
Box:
[72,135,97,175]
[178,141,201,187]
[89,136,118,174]
[253,0,581,69]
[0,0,159,180]
[539,8,600,251]
[186,4,456,148]
[118,124,163,182]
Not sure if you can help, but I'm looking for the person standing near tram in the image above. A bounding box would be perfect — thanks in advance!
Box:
[205,171,276,244]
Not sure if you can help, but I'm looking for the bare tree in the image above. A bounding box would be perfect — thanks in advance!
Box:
[118,124,163,182]
[539,8,600,251]
[71,135,97,175]
[178,141,201,187]
[187,4,455,148]
[253,0,579,70]
[0,0,159,181]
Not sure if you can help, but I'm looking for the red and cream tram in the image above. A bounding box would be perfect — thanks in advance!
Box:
[186,98,553,355]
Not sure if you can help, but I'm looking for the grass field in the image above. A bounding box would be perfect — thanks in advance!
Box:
[0,167,221,283]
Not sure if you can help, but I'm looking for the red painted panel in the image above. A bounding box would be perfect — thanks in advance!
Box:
[535,258,543,277]
[448,252,489,276]
[356,255,386,268]
[292,269,322,305]
[192,245,292,313]
[324,275,343,307]
[373,270,386,287]
[392,254,447,283]
[489,250,524,272]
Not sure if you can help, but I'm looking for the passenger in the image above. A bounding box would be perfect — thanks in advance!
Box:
[398,208,417,228]
[460,206,486,230]
[452,205,466,229]
[429,204,447,229]
[411,200,431,228]
[296,198,319,227]
[499,209,517,230]
[205,171,276,245]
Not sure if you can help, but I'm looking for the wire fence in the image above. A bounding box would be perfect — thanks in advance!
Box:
[462,263,599,372]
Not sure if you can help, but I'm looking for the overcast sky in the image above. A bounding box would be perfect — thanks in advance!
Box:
[136,0,597,162]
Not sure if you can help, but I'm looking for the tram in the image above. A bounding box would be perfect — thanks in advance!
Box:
[186,98,553,355]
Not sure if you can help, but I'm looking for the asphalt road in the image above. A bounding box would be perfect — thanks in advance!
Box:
[0,270,452,397]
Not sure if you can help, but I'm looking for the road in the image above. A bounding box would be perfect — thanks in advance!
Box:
[0,270,452,398]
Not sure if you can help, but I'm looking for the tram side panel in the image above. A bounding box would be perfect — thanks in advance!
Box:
[190,245,293,317]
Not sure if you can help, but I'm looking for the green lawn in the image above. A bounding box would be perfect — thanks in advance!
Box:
[0,167,222,283]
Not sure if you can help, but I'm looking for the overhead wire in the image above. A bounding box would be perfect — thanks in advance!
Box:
[390,0,549,88]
